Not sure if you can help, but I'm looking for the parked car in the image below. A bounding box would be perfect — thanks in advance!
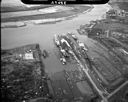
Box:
[60,56,66,65]
[78,42,88,51]
[67,32,78,41]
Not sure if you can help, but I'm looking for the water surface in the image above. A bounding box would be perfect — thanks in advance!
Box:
[1,4,111,74]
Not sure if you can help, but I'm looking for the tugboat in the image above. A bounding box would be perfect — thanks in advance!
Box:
[42,50,49,58]
[60,47,69,58]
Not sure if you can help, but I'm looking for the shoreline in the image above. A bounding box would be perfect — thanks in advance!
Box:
[1,6,93,29]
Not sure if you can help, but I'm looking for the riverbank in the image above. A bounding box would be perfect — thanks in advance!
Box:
[1,0,53,13]
[76,2,128,102]
[1,44,51,102]
[1,5,53,13]
[77,2,128,42]
[1,5,93,28]
[108,1,128,12]
[1,4,110,50]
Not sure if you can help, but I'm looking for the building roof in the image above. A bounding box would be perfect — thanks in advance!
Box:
[24,52,34,60]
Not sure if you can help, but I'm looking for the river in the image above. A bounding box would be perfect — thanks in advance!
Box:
[1,4,111,74]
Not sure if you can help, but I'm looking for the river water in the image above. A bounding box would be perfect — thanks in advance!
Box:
[1,4,111,74]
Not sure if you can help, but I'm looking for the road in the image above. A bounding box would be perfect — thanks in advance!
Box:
[66,36,109,102]
[107,81,128,99]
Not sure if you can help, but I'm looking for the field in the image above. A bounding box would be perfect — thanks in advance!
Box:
[1,44,50,102]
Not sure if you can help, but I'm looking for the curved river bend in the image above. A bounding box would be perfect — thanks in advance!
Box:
[1,4,111,73]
